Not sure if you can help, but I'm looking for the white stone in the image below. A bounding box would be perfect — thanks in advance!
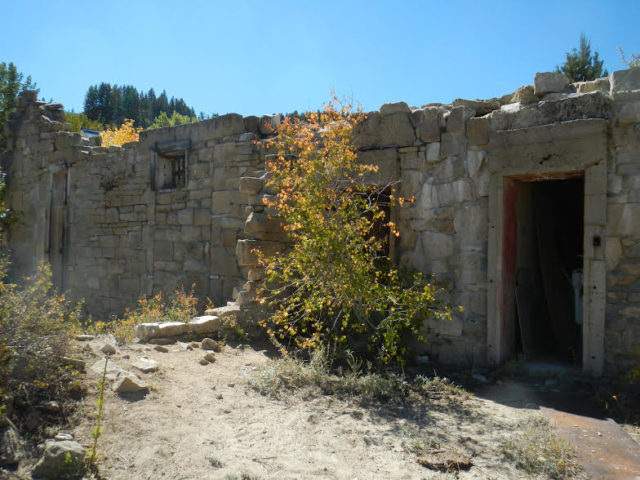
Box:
[426,142,440,163]
[189,315,221,334]
[534,72,569,96]
[132,358,159,373]
[465,149,486,178]
[610,67,640,95]
[135,322,159,341]
[112,373,149,393]
[454,204,487,241]
[157,321,189,337]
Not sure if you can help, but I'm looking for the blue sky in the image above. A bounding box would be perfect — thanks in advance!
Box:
[2,0,638,117]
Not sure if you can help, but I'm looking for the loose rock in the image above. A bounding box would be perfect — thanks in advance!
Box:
[416,450,472,471]
[132,357,159,373]
[0,426,24,469]
[101,343,116,355]
[112,373,149,393]
[31,440,85,479]
[204,353,216,363]
[74,334,94,341]
[201,338,222,352]
[154,345,170,353]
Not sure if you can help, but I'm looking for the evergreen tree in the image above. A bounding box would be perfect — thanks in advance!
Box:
[0,62,38,151]
[556,34,608,82]
[83,84,197,128]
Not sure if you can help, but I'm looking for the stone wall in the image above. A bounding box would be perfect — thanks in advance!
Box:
[4,68,640,375]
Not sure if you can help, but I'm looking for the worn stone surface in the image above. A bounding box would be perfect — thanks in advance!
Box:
[112,373,149,393]
[534,72,569,96]
[132,357,159,373]
[189,315,221,334]
[0,426,24,468]
[31,440,85,479]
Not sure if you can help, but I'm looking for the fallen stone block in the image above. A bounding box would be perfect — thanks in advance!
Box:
[157,321,189,337]
[189,315,221,335]
[132,358,159,373]
[201,338,222,352]
[135,322,159,341]
[112,373,149,393]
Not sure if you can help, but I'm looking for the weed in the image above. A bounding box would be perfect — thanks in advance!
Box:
[0,259,85,432]
[246,351,467,405]
[502,416,583,479]
[87,285,199,343]
[87,357,107,469]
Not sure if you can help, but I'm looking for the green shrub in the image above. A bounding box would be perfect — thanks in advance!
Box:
[89,286,200,343]
[0,259,84,428]
[258,94,452,366]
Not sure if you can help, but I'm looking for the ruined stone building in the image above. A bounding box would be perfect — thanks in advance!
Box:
[3,69,640,376]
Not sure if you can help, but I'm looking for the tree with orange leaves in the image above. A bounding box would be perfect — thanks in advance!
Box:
[257,94,451,366]
[99,119,141,147]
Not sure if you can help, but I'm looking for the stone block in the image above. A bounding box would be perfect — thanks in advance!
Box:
[157,321,189,337]
[189,315,221,334]
[534,72,569,96]
[576,77,610,94]
[616,101,640,126]
[353,111,416,148]
[511,85,537,104]
[425,142,440,163]
[454,203,487,241]
[236,239,285,266]
[399,148,425,170]
[610,67,640,95]
[413,106,447,143]
[608,204,640,236]
[239,176,264,195]
[244,211,285,238]
[193,208,211,226]
[380,102,410,115]
[432,155,465,183]
[467,117,489,146]
[135,323,159,341]
[446,106,475,134]
[211,190,234,215]
[465,149,486,178]
[184,258,208,273]
[177,208,193,225]
[357,148,399,183]
[259,114,280,135]
[419,230,454,260]
[440,132,466,157]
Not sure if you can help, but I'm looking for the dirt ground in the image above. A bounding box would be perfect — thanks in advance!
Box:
[37,337,572,480]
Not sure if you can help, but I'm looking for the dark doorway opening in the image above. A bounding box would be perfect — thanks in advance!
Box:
[511,176,584,365]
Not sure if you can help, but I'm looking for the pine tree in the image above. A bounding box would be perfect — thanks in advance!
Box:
[556,34,608,82]
[0,62,38,151]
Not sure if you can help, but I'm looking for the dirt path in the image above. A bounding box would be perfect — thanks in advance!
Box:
[61,339,627,479]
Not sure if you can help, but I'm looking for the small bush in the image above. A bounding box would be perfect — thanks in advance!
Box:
[246,351,467,405]
[88,286,200,343]
[502,416,583,479]
[0,259,84,430]
[258,94,452,366]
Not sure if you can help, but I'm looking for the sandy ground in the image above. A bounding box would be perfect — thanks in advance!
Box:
[51,338,564,480]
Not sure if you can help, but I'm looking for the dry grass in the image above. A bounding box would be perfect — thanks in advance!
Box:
[502,415,584,479]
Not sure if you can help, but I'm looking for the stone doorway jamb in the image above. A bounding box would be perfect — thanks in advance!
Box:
[486,119,608,376]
